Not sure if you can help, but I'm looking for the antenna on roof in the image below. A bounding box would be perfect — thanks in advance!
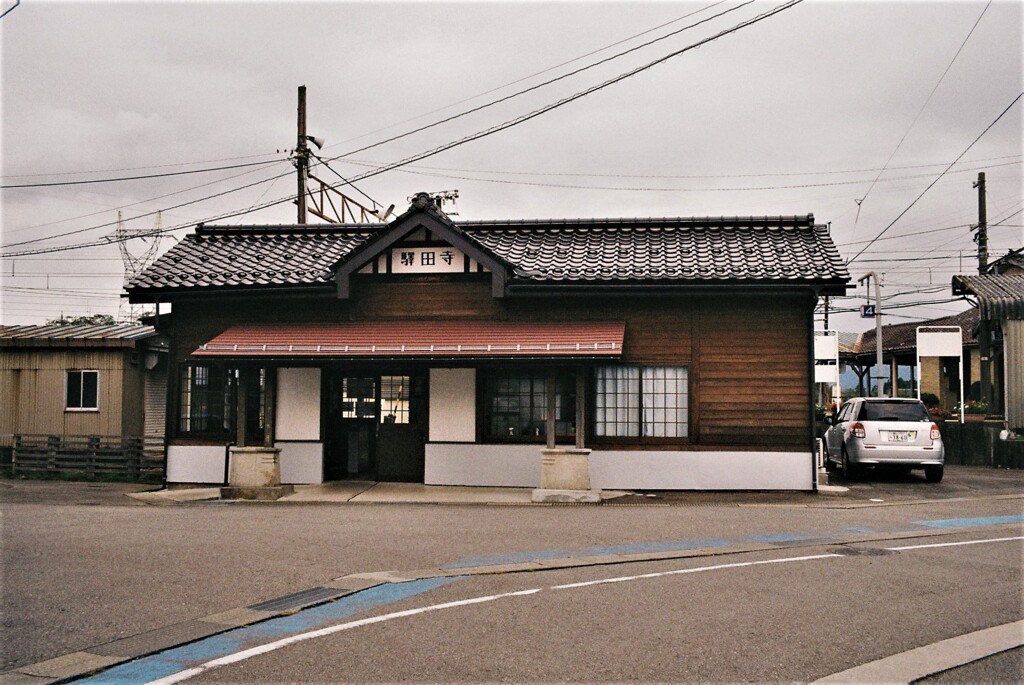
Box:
[291,86,393,225]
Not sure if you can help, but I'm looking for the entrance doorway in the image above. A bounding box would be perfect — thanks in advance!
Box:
[324,372,427,481]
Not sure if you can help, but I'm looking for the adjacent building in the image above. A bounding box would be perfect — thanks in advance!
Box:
[126,193,849,490]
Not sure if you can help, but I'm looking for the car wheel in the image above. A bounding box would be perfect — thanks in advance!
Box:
[841,447,857,480]
[824,449,836,471]
[925,465,944,483]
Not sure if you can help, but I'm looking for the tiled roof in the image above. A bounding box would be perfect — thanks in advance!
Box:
[953,274,1024,319]
[193,320,625,359]
[127,212,849,295]
[127,225,373,292]
[853,308,979,357]
[0,323,157,348]
[464,217,849,284]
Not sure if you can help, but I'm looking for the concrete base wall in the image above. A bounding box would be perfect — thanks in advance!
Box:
[166,445,227,484]
[276,441,323,483]
[426,443,814,490]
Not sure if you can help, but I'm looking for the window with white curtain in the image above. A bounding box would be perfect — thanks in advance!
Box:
[595,366,688,439]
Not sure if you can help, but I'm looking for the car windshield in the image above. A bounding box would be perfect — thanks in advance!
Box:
[858,401,930,422]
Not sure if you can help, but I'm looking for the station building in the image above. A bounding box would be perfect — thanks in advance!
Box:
[127,192,849,490]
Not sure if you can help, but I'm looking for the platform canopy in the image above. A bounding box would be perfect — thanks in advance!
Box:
[192,320,625,360]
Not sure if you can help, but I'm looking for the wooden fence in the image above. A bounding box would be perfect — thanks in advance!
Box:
[11,434,164,480]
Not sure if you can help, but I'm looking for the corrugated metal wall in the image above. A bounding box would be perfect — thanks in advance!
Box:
[1006,320,1023,430]
[145,364,168,437]
[0,348,127,436]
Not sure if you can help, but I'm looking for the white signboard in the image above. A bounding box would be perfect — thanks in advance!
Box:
[814,332,839,360]
[916,326,964,422]
[917,328,962,357]
[391,246,465,274]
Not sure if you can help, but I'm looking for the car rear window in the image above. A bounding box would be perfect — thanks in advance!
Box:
[858,401,930,422]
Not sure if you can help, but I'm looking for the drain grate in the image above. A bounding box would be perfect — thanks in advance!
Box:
[833,546,896,557]
[248,586,346,612]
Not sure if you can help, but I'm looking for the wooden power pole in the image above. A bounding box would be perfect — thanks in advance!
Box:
[296,85,309,224]
[975,171,991,411]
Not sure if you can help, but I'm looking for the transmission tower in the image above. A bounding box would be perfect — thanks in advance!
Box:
[113,210,164,323]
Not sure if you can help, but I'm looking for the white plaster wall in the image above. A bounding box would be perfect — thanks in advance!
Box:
[589,450,813,490]
[428,368,476,442]
[424,444,814,490]
[276,368,321,440]
[425,443,540,486]
[276,441,323,484]
[166,445,227,483]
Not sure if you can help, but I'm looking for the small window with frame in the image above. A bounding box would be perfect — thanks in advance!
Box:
[66,370,99,411]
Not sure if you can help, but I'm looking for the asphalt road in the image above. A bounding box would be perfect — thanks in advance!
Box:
[2,466,1022,682]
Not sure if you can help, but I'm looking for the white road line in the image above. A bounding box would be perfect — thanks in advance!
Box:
[885,535,1024,551]
[146,589,542,685]
[549,553,841,590]
[144,538,1021,684]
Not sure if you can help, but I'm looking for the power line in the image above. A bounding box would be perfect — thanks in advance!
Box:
[1,0,806,259]
[847,91,1024,265]
[3,160,293,238]
[0,151,283,180]
[325,1,808,192]
[338,153,1022,181]
[849,0,992,243]
[0,158,285,189]
[0,165,294,250]
[327,0,756,163]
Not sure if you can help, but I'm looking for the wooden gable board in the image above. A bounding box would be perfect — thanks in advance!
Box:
[332,204,511,299]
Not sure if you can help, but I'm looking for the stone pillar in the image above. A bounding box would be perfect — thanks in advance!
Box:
[221,446,293,500]
[532,447,601,503]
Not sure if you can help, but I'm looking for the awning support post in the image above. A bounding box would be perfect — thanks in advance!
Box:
[575,367,586,449]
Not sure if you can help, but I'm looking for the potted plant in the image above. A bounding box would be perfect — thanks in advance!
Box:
[954,400,989,422]
[928,405,952,421]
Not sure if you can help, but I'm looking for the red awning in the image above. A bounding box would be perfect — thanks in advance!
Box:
[192,320,624,359]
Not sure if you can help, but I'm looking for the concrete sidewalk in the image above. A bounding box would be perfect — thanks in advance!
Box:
[128,480,852,507]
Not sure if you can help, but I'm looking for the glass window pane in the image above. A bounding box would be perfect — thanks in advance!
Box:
[67,371,82,409]
[82,371,98,409]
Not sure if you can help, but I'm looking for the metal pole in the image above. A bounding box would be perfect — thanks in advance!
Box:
[858,272,884,398]
[975,171,991,412]
[296,85,308,224]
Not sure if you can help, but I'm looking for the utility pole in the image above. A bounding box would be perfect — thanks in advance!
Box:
[974,171,991,411]
[975,172,988,272]
[296,85,308,224]
[858,272,885,397]
[823,296,830,330]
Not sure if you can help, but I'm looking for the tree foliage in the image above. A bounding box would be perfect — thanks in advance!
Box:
[46,313,117,326]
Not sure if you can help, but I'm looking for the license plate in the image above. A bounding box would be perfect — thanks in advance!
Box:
[887,431,916,442]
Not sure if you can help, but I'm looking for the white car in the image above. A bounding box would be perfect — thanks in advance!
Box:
[824,397,945,482]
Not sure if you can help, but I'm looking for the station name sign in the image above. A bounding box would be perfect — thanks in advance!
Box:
[390,246,467,274]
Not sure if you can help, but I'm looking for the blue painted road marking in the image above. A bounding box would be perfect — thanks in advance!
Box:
[77,577,462,685]
[914,514,1024,528]
[75,511,1022,683]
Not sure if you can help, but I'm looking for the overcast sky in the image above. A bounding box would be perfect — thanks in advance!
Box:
[1,0,1021,330]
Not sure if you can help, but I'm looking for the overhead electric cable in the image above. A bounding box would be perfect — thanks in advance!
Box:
[1,165,295,250]
[327,0,807,190]
[1,0,806,259]
[0,150,283,180]
[4,160,294,238]
[326,0,756,162]
[0,158,286,189]
[327,1,731,148]
[850,0,992,242]
[847,91,1023,265]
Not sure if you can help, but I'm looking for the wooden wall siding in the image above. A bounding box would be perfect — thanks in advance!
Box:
[0,349,129,437]
[506,297,694,364]
[697,294,811,447]
[351,277,502,320]
[167,284,815,451]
